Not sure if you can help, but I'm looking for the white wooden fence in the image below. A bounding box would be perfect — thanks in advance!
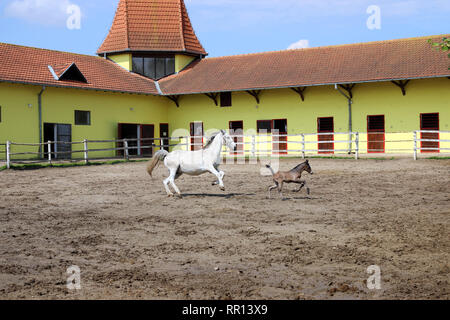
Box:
[2,130,449,169]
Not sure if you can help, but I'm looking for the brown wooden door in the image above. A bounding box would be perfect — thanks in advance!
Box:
[160,123,169,152]
[420,113,439,153]
[367,115,385,153]
[273,119,287,154]
[229,121,244,155]
[318,117,334,154]
[190,122,203,151]
[141,124,154,157]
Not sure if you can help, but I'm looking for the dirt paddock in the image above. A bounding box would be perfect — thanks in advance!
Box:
[0,158,449,300]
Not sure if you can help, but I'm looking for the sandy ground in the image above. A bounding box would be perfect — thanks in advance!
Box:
[0,158,449,300]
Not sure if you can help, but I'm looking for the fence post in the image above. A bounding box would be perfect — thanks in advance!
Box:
[123,139,129,161]
[413,131,418,161]
[355,132,360,160]
[83,139,89,164]
[47,141,52,164]
[6,141,11,169]
[251,135,256,158]
[301,134,305,159]
[186,136,190,151]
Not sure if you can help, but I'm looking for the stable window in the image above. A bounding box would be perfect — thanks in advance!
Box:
[367,115,385,131]
[257,120,272,133]
[220,92,232,107]
[318,117,334,133]
[132,56,175,79]
[143,57,156,79]
[420,113,439,130]
[75,110,91,125]
[132,57,144,75]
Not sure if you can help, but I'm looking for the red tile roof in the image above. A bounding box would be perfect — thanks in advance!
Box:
[97,0,206,56]
[0,43,158,95]
[1,36,448,97]
[159,35,450,95]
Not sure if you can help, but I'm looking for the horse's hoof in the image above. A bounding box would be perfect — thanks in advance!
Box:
[176,194,183,199]
[167,194,174,197]
[306,188,310,195]
[220,187,225,191]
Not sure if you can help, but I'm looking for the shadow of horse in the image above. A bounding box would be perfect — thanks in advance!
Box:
[181,193,255,199]
[288,196,319,200]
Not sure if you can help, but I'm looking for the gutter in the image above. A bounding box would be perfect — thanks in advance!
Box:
[154,81,163,95]
[0,79,157,96]
[38,86,46,158]
[335,84,353,154]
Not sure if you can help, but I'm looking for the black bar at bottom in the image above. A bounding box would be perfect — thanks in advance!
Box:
[0,300,445,318]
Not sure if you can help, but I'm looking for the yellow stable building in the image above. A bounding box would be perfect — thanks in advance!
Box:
[0,0,449,161]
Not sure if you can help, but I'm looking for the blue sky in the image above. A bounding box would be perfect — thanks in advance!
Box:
[0,0,449,57]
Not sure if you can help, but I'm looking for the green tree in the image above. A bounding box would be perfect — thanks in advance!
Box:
[428,37,450,69]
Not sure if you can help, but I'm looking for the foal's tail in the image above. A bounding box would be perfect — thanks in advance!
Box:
[147,150,169,177]
[265,164,276,176]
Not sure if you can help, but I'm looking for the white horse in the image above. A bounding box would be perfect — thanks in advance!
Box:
[147,130,237,197]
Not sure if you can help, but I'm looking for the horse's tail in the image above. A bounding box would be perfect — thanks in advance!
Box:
[147,150,169,177]
[265,164,276,176]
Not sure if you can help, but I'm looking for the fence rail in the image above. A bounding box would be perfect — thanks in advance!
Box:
[2,130,449,169]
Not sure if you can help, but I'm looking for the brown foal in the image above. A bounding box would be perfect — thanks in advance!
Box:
[266,160,313,198]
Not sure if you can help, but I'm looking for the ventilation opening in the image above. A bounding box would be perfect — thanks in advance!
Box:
[420,113,439,130]
[220,92,232,107]
[49,63,87,83]
[368,115,385,132]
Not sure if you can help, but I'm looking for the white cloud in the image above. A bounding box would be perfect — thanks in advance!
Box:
[5,0,76,26]
[287,39,310,50]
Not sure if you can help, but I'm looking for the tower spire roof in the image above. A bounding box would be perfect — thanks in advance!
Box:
[97,0,207,56]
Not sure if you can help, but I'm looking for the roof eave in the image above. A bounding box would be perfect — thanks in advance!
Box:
[159,74,450,96]
[97,48,208,57]
[0,79,158,96]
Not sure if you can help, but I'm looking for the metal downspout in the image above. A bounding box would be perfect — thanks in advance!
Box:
[335,84,353,154]
[38,86,46,157]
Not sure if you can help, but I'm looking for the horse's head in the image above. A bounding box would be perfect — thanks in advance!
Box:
[220,129,237,152]
[304,160,313,175]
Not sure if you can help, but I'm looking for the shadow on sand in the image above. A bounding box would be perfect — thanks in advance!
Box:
[181,193,255,199]
[288,196,319,200]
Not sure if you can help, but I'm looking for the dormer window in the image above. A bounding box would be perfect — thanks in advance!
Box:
[48,63,87,83]
[132,56,175,80]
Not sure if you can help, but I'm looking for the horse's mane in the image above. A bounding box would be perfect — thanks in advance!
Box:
[290,161,307,172]
[203,131,221,149]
